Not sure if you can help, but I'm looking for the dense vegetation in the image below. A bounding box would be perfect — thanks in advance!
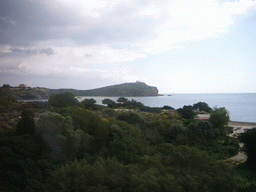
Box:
[0,87,255,191]
[238,128,256,168]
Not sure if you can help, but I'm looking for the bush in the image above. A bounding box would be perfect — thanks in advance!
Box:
[102,108,115,117]
[169,124,186,140]
[238,128,256,167]
[15,109,36,136]
[48,92,78,108]
[81,98,96,109]
[116,111,145,125]
[183,118,196,127]
[193,102,212,112]
[187,121,219,143]
[176,108,195,119]
[209,107,230,136]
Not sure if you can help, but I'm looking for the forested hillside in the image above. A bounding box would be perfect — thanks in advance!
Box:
[0,90,255,192]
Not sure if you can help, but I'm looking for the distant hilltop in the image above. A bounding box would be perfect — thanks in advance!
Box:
[2,82,159,99]
[51,81,159,97]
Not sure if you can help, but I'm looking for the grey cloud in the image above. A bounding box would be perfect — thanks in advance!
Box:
[8,48,54,56]
[10,48,24,54]
[0,0,161,47]
[25,49,38,55]
[0,0,83,46]
[39,48,54,55]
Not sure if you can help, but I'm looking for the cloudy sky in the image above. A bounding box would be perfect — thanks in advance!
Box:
[1,0,256,93]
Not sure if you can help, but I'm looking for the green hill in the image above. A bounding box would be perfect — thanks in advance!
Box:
[5,82,159,99]
[53,81,159,97]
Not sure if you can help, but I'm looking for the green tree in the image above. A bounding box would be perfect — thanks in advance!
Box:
[187,121,219,144]
[72,109,110,153]
[48,92,78,108]
[48,157,129,192]
[0,85,17,106]
[117,97,128,104]
[36,112,89,162]
[81,98,96,109]
[162,105,174,110]
[116,111,145,125]
[176,108,195,119]
[168,124,186,140]
[183,105,194,111]
[193,102,212,112]
[15,109,36,135]
[102,108,115,117]
[107,133,150,164]
[0,134,54,192]
[209,107,230,136]
[102,98,116,108]
[238,128,256,167]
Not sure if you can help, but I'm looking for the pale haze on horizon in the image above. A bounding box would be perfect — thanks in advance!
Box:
[1,0,256,94]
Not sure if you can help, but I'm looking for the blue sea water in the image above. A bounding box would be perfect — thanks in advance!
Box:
[77,93,256,123]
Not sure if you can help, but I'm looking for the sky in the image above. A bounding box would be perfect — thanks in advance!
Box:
[0,0,256,93]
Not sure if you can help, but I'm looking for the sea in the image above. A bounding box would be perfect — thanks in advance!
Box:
[75,93,256,123]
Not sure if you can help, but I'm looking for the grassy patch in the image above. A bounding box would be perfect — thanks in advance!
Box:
[194,136,239,160]
[234,163,256,192]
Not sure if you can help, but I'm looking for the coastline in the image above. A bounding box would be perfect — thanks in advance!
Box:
[229,121,256,129]
[229,121,256,136]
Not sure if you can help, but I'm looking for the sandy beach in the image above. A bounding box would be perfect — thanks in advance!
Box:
[229,121,256,128]
[229,121,256,134]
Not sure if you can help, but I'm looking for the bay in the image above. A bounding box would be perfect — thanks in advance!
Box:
[77,93,256,123]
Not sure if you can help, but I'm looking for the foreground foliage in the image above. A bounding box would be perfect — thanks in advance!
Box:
[49,144,236,192]
[238,128,256,167]
[0,91,252,191]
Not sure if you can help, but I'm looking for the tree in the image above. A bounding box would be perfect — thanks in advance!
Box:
[187,121,219,144]
[72,110,110,152]
[193,102,212,112]
[15,109,36,135]
[238,128,256,167]
[176,108,195,119]
[2,84,11,88]
[48,92,78,108]
[102,108,115,117]
[116,111,145,125]
[117,97,128,104]
[183,105,194,111]
[36,112,90,162]
[81,98,96,109]
[102,99,116,108]
[168,124,186,140]
[209,107,230,136]
[0,134,54,192]
[162,105,174,110]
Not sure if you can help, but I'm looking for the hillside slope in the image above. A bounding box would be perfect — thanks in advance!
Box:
[53,82,159,97]
[8,82,159,99]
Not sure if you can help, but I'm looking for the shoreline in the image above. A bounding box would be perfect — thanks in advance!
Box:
[229,121,256,135]
[229,121,256,128]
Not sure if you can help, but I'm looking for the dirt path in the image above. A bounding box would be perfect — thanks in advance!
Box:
[224,121,256,166]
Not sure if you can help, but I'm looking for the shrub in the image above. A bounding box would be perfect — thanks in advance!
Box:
[238,128,256,167]
[48,92,78,108]
[15,109,36,136]
[102,108,115,117]
[116,111,145,125]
